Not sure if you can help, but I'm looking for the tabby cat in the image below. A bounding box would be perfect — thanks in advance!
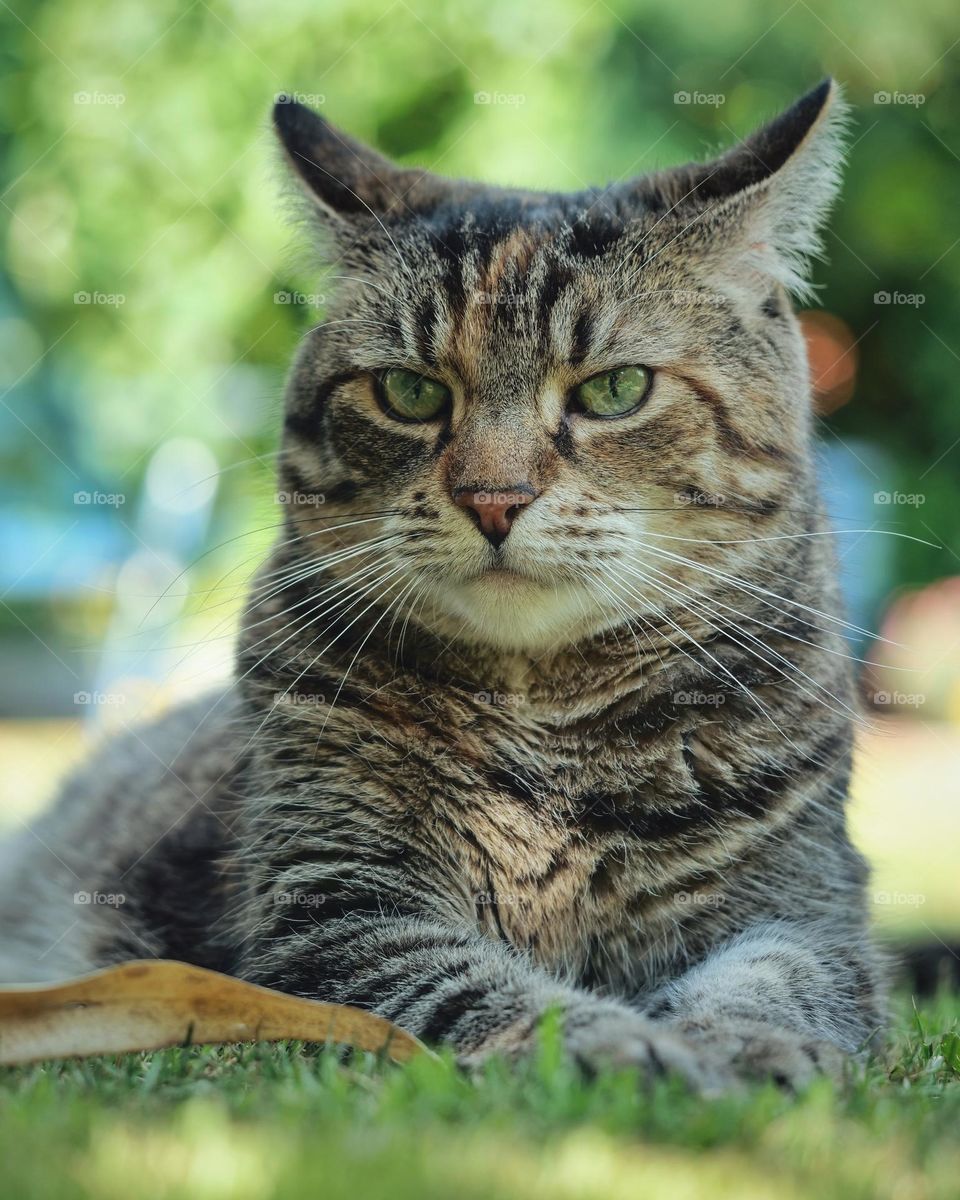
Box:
[0,79,885,1090]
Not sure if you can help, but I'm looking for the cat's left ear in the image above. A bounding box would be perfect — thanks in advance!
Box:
[272,96,456,222]
[650,79,849,300]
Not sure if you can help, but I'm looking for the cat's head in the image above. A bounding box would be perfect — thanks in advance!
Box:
[271,81,846,654]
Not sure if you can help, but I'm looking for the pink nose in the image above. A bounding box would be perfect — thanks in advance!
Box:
[454,486,537,544]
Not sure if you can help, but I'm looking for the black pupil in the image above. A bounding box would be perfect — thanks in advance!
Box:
[402,376,425,409]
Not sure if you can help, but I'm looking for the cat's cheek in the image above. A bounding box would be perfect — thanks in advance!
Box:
[330,408,436,488]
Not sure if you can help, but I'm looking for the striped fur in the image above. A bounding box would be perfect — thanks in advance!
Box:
[0,80,886,1090]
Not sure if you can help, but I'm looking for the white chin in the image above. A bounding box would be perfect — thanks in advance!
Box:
[437,573,601,652]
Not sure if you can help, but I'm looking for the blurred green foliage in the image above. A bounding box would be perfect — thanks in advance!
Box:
[2,0,959,638]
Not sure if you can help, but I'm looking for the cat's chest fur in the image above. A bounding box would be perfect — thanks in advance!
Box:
[371,683,714,980]
[250,655,742,987]
[434,705,696,969]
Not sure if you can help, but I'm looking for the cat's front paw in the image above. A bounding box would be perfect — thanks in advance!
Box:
[459,1002,848,1094]
[561,1005,734,1093]
[668,1016,848,1091]
[459,1000,734,1095]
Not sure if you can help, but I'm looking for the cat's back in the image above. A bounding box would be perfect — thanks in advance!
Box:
[0,689,245,983]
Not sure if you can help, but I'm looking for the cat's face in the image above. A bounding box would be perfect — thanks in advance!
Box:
[274,82,845,653]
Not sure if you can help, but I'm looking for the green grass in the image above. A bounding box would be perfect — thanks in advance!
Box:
[1,993,958,1200]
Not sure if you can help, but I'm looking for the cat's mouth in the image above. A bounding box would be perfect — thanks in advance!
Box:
[475,547,547,586]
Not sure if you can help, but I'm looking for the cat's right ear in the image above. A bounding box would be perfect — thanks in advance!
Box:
[272,97,448,222]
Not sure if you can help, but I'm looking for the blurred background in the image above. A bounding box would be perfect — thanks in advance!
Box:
[0,0,957,961]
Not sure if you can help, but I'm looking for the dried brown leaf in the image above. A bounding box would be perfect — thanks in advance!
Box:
[0,959,428,1066]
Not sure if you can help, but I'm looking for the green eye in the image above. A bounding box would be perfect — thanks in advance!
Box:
[574,366,652,418]
[379,368,450,422]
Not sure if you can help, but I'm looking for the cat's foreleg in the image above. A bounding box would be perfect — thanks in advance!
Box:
[642,920,884,1088]
[246,909,730,1088]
